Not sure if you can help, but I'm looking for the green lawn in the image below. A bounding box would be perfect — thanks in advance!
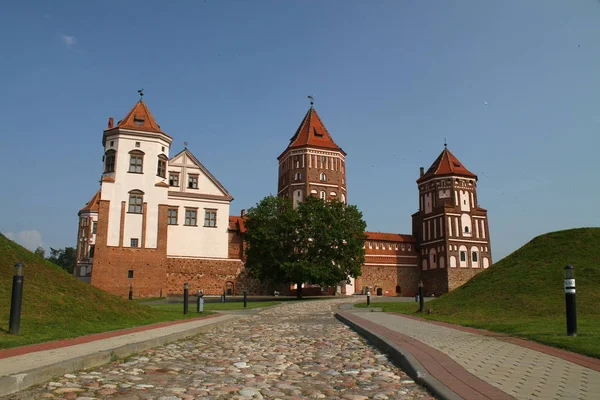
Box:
[355,228,600,359]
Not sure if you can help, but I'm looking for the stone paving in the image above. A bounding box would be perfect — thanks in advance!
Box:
[3,299,433,400]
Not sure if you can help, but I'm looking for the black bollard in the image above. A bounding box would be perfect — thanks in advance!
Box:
[9,262,25,335]
[183,283,189,315]
[367,291,371,307]
[243,291,247,308]
[418,281,424,313]
[128,284,133,300]
[564,265,577,336]
[223,290,226,302]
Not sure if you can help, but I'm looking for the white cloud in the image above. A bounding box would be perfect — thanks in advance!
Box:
[62,35,77,48]
[3,230,43,251]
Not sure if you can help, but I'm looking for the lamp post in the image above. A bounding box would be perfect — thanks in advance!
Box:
[418,281,424,313]
[564,265,577,336]
[128,283,133,300]
[183,283,189,315]
[243,291,247,308]
[9,262,25,335]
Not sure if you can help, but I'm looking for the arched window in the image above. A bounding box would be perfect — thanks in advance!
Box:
[294,172,302,181]
[104,150,116,173]
[320,191,326,200]
[472,251,478,262]
[465,226,470,233]
[320,172,326,181]
[128,190,144,213]
[128,150,144,173]
[341,193,346,203]
[157,154,167,178]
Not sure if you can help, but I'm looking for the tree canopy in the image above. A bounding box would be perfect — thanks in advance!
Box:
[47,247,77,274]
[244,195,367,297]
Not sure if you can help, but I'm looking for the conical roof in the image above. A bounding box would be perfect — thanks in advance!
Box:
[417,147,477,183]
[79,190,101,213]
[280,107,345,158]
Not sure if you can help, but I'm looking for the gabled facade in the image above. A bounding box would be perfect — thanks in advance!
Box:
[278,106,347,207]
[74,191,100,283]
[412,146,492,295]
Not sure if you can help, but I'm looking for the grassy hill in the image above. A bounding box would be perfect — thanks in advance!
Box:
[363,228,600,357]
[0,233,203,349]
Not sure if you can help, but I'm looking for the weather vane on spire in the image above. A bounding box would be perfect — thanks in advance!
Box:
[184,141,188,148]
[444,137,447,148]
[138,89,144,100]
[308,95,314,107]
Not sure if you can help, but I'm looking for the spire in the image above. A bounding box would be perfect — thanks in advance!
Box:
[417,147,477,183]
[107,99,164,134]
[283,106,345,156]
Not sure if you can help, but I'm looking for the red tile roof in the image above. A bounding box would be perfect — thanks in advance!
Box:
[113,100,164,133]
[418,147,477,183]
[79,190,100,213]
[281,107,345,157]
[365,232,416,242]
[228,216,246,233]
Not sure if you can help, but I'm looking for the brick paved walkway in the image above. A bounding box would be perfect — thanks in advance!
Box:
[339,310,600,400]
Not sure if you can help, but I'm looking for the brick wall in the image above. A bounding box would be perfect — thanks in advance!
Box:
[355,265,419,297]
[448,268,480,291]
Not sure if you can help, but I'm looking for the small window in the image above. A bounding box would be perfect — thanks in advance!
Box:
[110,141,114,147]
[433,254,437,263]
[295,172,302,180]
[131,238,139,248]
[128,269,134,279]
[134,117,144,125]
[369,242,372,249]
[169,173,179,187]
[375,243,379,249]
[185,209,197,226]
[135,141,141,147]
[168,209,178,225]
[188,175,198,189]
[388,243,392,250]
[128,192,143,213]
[162,146,165,151]
[395,244,399,250]
[204,210,217,227]
[129,153,143,173]
[465,226,470,233]
[320,191,326,200]
[408,245,411,251]
[320,172,326,181]
[460,251,466,262]
[89,245,95,258]
[472,252,478,262]
[92,222,97,234]
[321,156,327,163]
[157,157,167,178]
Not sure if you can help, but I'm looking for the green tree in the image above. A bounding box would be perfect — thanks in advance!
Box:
[47,247,77,274]
[34,246,45,258]
[244,195,367,298]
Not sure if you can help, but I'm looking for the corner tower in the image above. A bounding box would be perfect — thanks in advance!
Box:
[277,106,347,207]
[412,146,492,296]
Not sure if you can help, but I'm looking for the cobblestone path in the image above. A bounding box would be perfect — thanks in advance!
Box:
[5,299,433,400]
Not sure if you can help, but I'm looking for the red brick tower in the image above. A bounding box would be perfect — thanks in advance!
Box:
[277,105,347,207]
[412,146,492,296]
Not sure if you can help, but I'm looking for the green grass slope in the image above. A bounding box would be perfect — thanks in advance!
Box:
[366,228,600,357]
[0,233,190,349]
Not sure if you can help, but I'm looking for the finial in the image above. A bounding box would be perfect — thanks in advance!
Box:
[444,138,447,148]
[184,141,188,148]
[137,89,144,100]
[307,95,314,107]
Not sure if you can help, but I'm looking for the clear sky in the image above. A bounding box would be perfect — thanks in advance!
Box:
[1,1,599,261]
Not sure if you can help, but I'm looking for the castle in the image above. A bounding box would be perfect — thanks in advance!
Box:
[75,98,492,298]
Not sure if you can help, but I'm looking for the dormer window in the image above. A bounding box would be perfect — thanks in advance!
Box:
[314,127,324,137]
[134,116,144,125]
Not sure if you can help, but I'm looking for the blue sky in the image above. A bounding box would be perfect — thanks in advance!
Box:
[1,0,599,261]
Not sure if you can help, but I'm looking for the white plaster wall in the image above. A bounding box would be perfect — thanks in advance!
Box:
[166,198,230,258]
[459,245,468,268]
[459,190,471,212]
[101,133,170,248]
[450,256,457,268]
[483,257,490,269]
[471,246,480,268]
[461,214,472,237]
[470,192,475,208]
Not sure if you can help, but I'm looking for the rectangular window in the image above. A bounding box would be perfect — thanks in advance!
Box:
[129,155,143,173]
[472,252,478,262]
[92,222,97,234]
[105,153,115,173]
[188,175,198,189]
[128,194,143,213]
[204,210,217,227]
[89,245,95,258]
[369,242,372,249]
[375,243,379,249]
[185,209,197,226]
[157,159,166,178]
[131,238,139,248]
[169,173,179,187]
[460,251,466,262]
[128,269,134,279]
[168,208,178,225]
[388,243,392,250]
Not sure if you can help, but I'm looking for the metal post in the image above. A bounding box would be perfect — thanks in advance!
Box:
[223,290,226,302]
[243,291,247,308]
[183,283,189,315]
[367,290,371,307]
[9,263,25,335]
[564,265,577,336]
[128,284,133,300]
[197,295,204,313]
[418,281,424,313]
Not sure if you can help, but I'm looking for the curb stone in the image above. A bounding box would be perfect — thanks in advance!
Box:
[335,312,462,400]
[0,314,239,397]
